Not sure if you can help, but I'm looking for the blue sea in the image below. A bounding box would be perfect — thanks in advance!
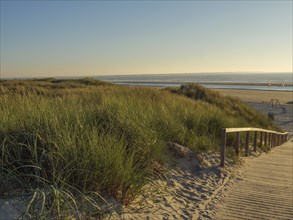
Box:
[95,72,293,92]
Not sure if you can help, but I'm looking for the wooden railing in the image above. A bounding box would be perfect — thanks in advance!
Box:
[220,127,288,167]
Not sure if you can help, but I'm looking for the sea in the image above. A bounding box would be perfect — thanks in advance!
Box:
[3,72,292,92]
[95,72,293,92]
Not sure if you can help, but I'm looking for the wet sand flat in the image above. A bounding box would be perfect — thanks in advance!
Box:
[215,89,292,104]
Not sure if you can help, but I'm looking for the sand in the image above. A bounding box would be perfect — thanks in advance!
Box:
[112,150,240,220]
[0,145,241,220]
[215,89,293,133]
[215,89,292,104]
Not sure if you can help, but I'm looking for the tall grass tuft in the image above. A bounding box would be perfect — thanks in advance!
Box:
[167,83,277,130]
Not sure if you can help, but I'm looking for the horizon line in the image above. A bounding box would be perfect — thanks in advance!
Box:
[1,71,293,80]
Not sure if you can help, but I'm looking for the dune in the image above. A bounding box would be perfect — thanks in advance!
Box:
[112,88,293,219]
[112,144,240,219]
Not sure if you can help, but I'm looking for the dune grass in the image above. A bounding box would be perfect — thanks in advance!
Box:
[167,84,277,129]
[0,79,276,218]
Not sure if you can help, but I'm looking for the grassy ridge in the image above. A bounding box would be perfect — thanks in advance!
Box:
[0,79,275,218]
[167,84,275,129]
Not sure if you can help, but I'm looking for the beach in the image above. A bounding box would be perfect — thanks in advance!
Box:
[215,89,292,104]
[216,89,292,133]
[2,0,292,218]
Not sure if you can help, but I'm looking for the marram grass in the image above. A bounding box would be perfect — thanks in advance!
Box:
[0,79,276,218]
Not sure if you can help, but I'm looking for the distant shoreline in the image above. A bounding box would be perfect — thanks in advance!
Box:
[1,77,292,92]
[114,81,292,92]
[215,89,292,104]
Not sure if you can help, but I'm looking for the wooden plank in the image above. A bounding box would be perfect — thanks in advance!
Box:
[213,141,293,219]
[264,132,268,147]
[235,132,240,156]
[259,132,263,148]
[225,127,287,135]
[253,131,257,152]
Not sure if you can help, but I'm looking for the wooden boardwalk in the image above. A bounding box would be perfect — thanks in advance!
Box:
[214,140,293,220]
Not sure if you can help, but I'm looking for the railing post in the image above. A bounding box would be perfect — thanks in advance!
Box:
[259,132,263,148]
[282,135,285,144]
[235,132,240,156]
[220,128,227,167]
[245,131,250,156]
[253,131,257,152]
[220,128,287,167]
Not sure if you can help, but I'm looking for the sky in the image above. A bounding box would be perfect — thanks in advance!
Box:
[0,1,292,78]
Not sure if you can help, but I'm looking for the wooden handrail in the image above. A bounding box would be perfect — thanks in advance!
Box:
[220,127,288,167]
[225,127,287,134]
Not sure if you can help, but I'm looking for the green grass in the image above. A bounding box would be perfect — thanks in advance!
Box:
[0,79,276,218]
[167,84,278,130]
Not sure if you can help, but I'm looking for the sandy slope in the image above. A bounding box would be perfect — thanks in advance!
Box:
[113,152,240,220]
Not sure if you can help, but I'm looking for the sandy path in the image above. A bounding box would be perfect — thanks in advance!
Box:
[211,140,293,220]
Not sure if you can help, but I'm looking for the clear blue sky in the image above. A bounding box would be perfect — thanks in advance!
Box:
[1,0,292,78]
